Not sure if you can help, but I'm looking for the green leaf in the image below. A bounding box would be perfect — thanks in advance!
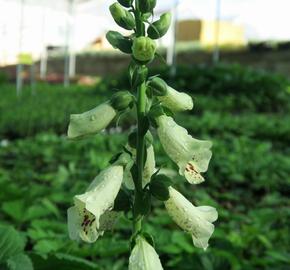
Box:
[6,254,33,270]
[31,253,99,270]
[33,239,64,254]
[2,200,26,222]
[0,225,25,262]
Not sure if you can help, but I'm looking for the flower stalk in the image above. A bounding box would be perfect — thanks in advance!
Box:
[133,0,148,235]
[67,0,218,268]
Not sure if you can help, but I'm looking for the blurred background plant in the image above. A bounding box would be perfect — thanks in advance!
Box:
[0,63,290,269]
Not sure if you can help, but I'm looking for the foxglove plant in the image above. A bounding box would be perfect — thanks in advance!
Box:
[67,0,218,268]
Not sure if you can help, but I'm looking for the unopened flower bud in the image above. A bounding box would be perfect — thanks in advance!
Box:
[106,31,133,54]
[117,0,133,8]
[147,12,172,39]
[110,2,135,30]
[139,0,156,13]
[131,66,148,87]
[158,86,194,112]
[132,37,156,62]
[110,91,134,111]
[148,77,167,96]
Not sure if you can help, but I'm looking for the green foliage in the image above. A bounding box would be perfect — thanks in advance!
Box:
[0,63,289,269]
[0,71,8,85]
[102,63,290,112]
[0,83,109,139]
[0,225,33,270]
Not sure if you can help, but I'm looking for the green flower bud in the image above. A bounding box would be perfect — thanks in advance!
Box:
[139,0,156,13]
[110,91,134,111]
[148,77,167,96]
[109,3,135,30]
[132,37,156,62]
[106,31,133,54]
[147,12,172,39]
[131,66,148,87]
[117,0,133,8]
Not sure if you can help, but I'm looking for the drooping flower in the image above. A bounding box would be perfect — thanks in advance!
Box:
[67,165,123,243]
[123,145,156,189]
[165,187,218,250]
[156,115,212,184]
[129,236,163,270]
[67,103,116,139]
[158,86,193,112]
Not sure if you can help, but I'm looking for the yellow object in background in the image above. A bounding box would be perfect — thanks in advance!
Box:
[18,53,33,65]
[177,19,246,48]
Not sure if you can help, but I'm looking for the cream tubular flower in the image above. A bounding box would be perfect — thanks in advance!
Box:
[158,86,193,112]
[67,165,123,243]
[68,103,116,139]
[129,236,163,270]
[165,187,218,250]
[156,115,212,184]
[124,145,156,190]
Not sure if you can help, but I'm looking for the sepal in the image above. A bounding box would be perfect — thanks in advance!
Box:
[147,77,167,96]
[110,91,134,111]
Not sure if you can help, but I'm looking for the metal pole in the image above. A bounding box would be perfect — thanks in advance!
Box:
[64,0,74,87]
[69,1,76,79]
[30,62,36,95]
[17,0,24,96]
[40,3,47,80]
[213,0,221,63]
[167,0,178,77]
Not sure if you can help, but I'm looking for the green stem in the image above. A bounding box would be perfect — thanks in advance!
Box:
[132,0,146,235]
[134,0,145,37]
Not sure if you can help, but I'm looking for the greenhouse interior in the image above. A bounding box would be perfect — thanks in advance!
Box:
[0,0,289,269]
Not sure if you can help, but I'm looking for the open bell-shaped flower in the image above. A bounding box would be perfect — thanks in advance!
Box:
[165,187,218,250]
[156,115,212,184]
[68,91,133,139]
[129,236,163,270]
[67,102,116,139]
[67,165,124,243]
